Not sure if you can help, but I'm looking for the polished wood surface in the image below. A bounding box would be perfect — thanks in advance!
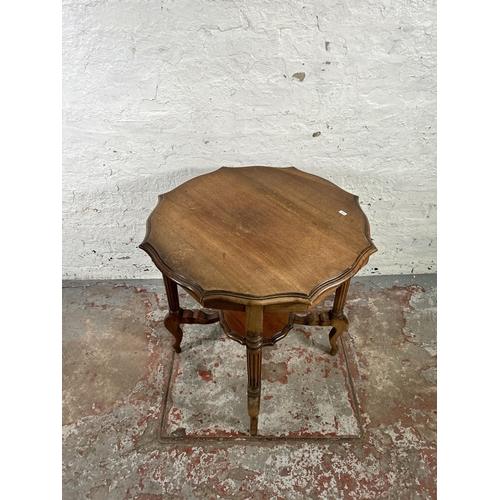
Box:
[245,305,264,435]
[163,274,220,354]
[140,166,377,435]
[140,166,376,308]
[220,310,293,346]
[293,279,350,356]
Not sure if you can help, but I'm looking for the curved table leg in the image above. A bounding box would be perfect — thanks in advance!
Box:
[164,313,183,354]
[161,275,220,353]
[329,279,351,356]
[245,305,264,436]
[163,274,183,353]
[329,316,349,356]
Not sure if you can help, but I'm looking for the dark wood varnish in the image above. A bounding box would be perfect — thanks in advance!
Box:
[219,311,293,347]
[140,166,376,307]
[293,279,351,355]
[162,274,219,353]
[245,306,264,436]
[139,166,377,435]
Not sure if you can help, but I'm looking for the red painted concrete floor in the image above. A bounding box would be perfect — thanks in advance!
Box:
[62,275,436,499]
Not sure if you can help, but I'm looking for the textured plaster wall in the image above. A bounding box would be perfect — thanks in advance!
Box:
[62,0,436,280]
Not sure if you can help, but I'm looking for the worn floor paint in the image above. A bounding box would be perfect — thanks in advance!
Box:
[163,329,360,439]
[62,275,436,499]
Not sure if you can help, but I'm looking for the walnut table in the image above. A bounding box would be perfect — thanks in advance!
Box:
[139,166,377,435]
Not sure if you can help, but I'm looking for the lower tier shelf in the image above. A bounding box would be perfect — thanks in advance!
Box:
[219,310,294,346]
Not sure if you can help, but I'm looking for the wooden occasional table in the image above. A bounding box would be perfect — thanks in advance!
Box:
[140,166,377,435]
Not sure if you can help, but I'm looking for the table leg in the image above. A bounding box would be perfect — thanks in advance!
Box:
[245,305,264,436]
[163,274,183,353]
[161,275,220,353]
[329,279,350,356]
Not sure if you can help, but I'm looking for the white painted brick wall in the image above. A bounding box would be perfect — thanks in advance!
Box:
[62,0,436,280]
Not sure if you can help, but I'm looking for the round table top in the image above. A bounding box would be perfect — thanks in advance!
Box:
[140,166,377,308]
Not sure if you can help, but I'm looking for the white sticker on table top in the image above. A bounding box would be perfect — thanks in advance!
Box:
[339,210,347,216]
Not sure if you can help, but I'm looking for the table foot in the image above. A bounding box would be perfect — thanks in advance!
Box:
[165,312,183,353]
[162,274,220,353]
[292,279,351,357]
[329,279,350,356]
[328,315,349,356]
[293,311,349,356]
[164,308,221,353]
[250,415,259,436]
[248,386,261,436]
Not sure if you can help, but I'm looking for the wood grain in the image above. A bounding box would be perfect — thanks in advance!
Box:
[245,305,264,436]
[140,166,377,308]
[140,166,377,435]
[220,310,293,346]
[163,274,219,353]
